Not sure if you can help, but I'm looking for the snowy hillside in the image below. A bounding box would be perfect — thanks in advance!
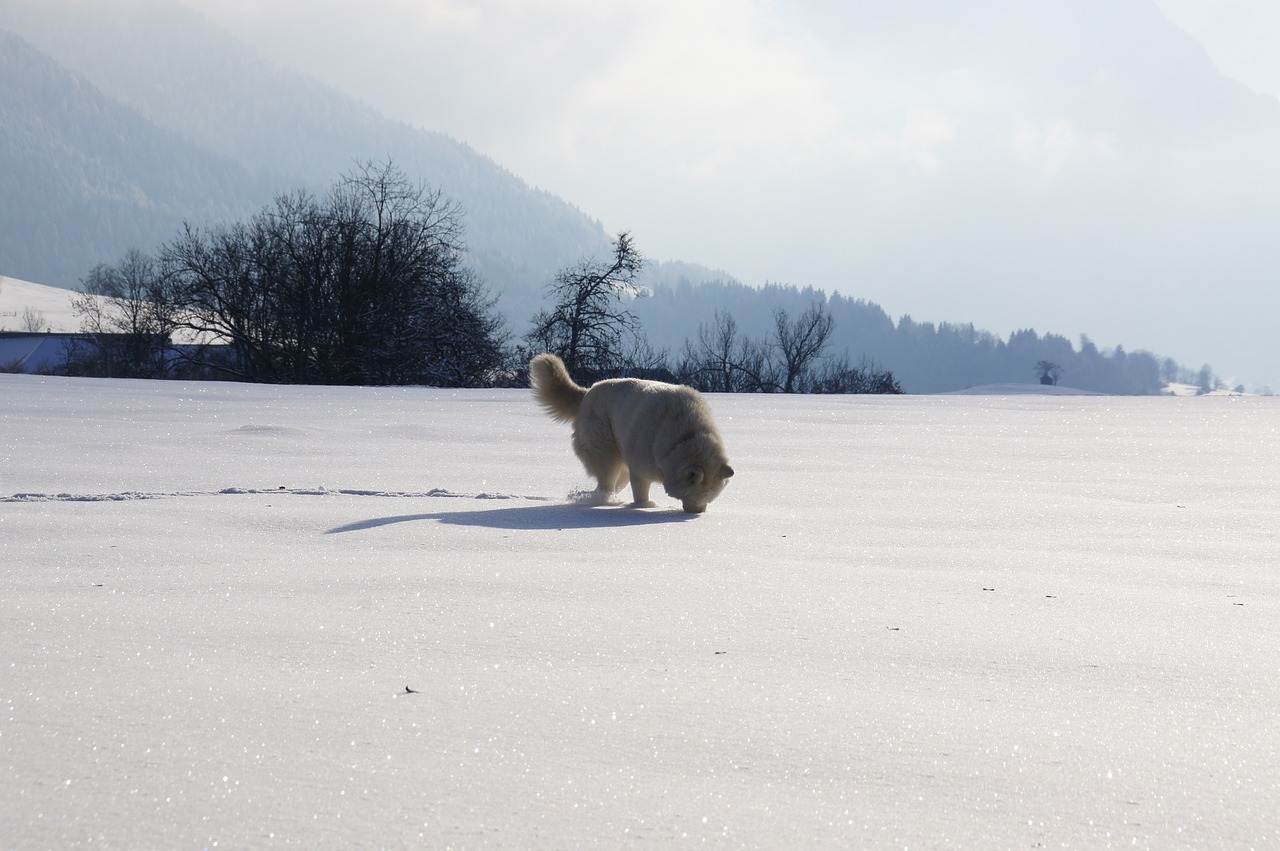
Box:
[0,275,93,332]
[941,383,1101,396]
[3,374,1277,849]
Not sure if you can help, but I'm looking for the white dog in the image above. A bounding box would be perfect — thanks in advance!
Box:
[529,353,734,513]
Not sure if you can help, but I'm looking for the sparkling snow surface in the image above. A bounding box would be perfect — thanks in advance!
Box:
[3,375,1278,849]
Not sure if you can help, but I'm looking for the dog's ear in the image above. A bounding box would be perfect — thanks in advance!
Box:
[686,466,704,485]
[721,465,734,480]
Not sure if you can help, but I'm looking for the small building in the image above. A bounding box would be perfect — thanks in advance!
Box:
[0,332,81,374]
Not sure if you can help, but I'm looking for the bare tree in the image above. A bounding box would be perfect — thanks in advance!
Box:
[160,160,506,385]
[678,310,767,392]
[812,353,902,394]
[677,300,901,395]
[20,306,46,332]
[525,231,647,381]
[163,219,285,382]
[74,248,177,378]
[770,303,835,393]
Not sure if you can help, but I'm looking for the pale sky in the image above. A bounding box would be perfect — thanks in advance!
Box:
[178,0,1280,385]
[1154,0,1280,96]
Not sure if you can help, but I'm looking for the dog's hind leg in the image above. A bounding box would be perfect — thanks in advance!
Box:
[628,473,656,509]
[585,461,625,504]
[573,437,625,503]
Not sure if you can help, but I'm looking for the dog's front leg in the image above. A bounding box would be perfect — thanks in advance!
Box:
[628,474,656,508]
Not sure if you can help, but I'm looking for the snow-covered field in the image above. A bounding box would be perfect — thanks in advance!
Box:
[3,373,1278,849]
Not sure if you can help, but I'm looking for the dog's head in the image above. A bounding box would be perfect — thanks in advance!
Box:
[666,461,735,514]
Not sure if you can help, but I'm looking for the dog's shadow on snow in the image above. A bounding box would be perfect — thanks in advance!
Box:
[326,502,697,534]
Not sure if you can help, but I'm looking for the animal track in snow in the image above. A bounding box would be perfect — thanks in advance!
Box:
[2,487,550,504]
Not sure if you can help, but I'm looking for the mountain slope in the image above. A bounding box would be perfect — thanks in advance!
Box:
[0,28,273,287]
[0,0,612,326]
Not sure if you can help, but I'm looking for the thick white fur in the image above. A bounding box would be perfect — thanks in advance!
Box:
[529,353,734,513]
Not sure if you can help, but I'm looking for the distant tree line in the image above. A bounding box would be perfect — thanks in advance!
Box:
[630,279,1221,395]
[673,306,900,394]
[72,162,507,386]
[60,162,1216,395]
[516,232,900,394]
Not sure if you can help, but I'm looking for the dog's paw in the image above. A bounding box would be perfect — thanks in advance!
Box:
[570,487,619,506]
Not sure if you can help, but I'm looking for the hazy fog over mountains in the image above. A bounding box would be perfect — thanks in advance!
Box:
[3,0,1279,386]
[193,0,1280,387]
[0,0,614,327]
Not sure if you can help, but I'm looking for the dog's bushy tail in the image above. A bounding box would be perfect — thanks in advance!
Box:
[529,353,586,423]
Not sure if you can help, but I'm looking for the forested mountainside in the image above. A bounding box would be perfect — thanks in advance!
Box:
[0,30,271,287]
[635,280,1203,394]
